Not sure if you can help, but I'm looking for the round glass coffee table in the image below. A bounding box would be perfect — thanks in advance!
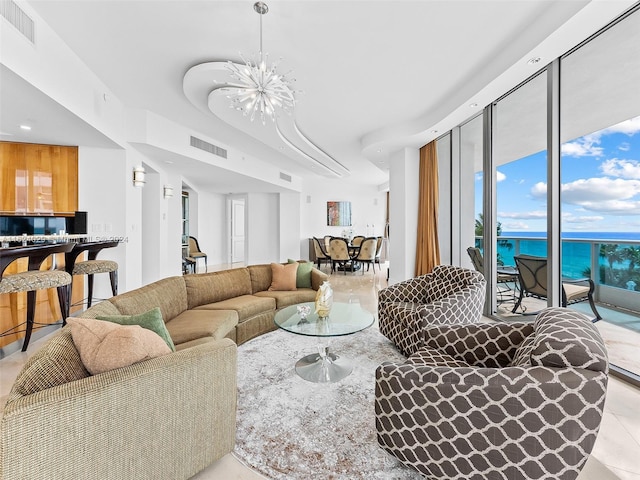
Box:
[274,301,374,383]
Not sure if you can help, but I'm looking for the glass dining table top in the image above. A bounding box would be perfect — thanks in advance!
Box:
[274,301,374,337]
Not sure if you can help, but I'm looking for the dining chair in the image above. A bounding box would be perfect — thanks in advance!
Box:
[512,254,602,320]
[352,237,377,274]
[323,235,332,254]
[374,236,383,266]
[329,237,355,274]
[188,236,208,272]
[312,237,331,270]
[351,235,365,247]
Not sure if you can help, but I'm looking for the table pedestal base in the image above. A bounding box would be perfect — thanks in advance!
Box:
[295,350,353,383]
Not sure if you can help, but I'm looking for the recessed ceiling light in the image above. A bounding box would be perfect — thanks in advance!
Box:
[527,57,542,65]
[431,129,438,134]
[165,160,174,164]
[20,125,31,130]
[376,148,382,153]
[469,103,478,108]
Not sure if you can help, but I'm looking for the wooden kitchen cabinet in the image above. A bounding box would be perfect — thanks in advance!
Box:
[0,142,78,215]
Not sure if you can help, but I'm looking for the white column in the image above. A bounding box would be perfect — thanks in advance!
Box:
[388,147,420,284]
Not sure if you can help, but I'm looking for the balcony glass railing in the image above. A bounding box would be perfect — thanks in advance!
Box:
[476,235,640,378]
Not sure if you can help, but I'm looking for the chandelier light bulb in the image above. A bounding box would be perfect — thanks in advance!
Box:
[225,2,297,125]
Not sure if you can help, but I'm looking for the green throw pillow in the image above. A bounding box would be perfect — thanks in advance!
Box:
[288,259,313,289]
[97,307,176,352]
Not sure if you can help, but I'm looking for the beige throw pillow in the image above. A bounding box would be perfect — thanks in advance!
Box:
[68,317,171,375]
[268,262,298,291]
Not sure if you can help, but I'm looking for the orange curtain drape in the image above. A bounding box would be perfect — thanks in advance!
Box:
[415,141,440,276]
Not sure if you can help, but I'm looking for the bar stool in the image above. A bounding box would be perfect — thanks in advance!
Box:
[0,243,74,351]
[65,240,119,308]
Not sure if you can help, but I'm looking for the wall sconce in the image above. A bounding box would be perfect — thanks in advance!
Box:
[163,184,174,199]
[132,166,146,187]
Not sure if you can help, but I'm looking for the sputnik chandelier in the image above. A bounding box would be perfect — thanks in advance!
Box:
[225,1,297,125]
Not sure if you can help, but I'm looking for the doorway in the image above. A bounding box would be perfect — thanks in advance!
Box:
[229,196,246,264]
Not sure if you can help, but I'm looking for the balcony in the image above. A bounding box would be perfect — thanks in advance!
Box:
[479,235,640,378]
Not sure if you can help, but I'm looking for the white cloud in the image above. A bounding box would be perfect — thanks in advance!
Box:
[618,142,631,152]
[601,116,640,136]
[531,182,547,198]
[561,115,640,158]
[531,177,640,215]
[563,215,604,224]
[499,210,546,220]
[561,139,603,157]
[502,221,530,230]
[601,158,640,180]
[497,171,506,182]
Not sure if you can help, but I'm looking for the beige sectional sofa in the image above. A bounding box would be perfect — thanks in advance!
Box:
[1,263,328,480]
[80,263,328,347]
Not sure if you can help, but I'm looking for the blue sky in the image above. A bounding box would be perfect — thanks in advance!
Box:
[475,116,640,233]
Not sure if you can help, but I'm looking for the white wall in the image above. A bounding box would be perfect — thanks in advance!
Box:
[194,190,227,266]
[246,193,279,265]
[78,146,140,298]
[279,192,302,261]
[300,179,387,260]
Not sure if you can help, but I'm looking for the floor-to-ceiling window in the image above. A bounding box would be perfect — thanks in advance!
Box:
[492,72,548,319]
[560,7,640,377]
[443,3,640,382]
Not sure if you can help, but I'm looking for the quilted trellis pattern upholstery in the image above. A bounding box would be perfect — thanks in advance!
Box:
[378,265,486,356]
[375,307,609,480]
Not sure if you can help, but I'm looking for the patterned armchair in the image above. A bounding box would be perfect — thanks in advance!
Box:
[375,307,609,480]
[378,265,486,356]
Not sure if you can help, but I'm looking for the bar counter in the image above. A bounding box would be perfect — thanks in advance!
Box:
[0,233,90,245]
[0,239,88,350]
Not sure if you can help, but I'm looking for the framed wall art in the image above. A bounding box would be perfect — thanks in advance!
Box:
[327,201,351,226]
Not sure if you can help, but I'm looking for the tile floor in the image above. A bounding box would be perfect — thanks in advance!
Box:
[1,264,639,479]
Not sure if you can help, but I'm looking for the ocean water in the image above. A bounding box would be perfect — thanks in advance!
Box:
[490,232,640,279]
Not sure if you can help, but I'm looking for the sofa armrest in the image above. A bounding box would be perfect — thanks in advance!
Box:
[1,339,237,480]
[310,267,329,290]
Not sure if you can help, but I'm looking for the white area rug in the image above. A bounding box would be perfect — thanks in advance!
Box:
[233,327,423,480]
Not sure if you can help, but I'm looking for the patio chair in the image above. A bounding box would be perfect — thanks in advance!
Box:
[512,254,602,320]
[466,247,517,302]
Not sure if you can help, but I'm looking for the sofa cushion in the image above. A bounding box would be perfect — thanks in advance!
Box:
[166,309,238,344]
[194,295,276,322]
[68,318,171,375]
[97,306,175,352]
[288,259,313,288]
[530,307,608,372]
[268,262,298,291]
[8,328,89,401]
[254,289,317,309]
[509,333,536,367]
[248,264,273,293]
[185,268,252,309]
[108,276,188,323]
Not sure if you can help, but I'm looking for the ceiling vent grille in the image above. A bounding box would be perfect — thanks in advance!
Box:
[190,136,227,159]
[279,172,292,182]
[0,0,34,43]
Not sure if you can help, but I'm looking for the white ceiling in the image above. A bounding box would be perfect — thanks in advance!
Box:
[1,0,636,191]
